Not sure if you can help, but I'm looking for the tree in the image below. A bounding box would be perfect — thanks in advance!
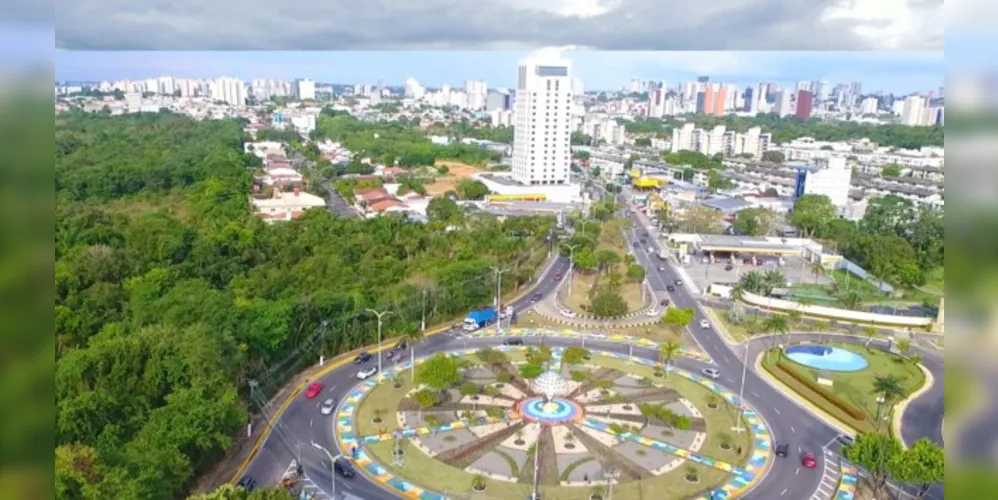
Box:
[455,178,490,200]
[412,389,440,414]
[426,195,462,223]
[416,352,462,391]
[872,374,907,414]
[679,205,723,234]
[763,314,790,357]
[731,207,778,236]
[881,164,902,177]
[658,341,681,379]
[891,438,944,498]
[589,289,628,318]
[842,433,903,493]
[761,150,785,163]
[562,346,590,366]
[788,194,837,237]
[519,363,544,379]
[660,307,695,337]
[188,483,297,499]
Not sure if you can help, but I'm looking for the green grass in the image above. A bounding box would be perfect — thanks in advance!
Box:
[761,343,925,435]
[354,371,416,437]
[921,267,945,295]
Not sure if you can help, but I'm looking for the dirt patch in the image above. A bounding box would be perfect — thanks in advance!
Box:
[434,161,484,176]
[425,180,457,196]
[425,162,483,196]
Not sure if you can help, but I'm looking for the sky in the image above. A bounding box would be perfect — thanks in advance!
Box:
[55,51,944,94]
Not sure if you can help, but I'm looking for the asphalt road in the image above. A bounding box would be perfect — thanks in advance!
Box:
[241,191,944,500]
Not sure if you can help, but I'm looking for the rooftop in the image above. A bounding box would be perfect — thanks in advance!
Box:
[699,197,752,212]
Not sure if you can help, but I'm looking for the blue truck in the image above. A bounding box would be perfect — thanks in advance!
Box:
[462,306,496,331]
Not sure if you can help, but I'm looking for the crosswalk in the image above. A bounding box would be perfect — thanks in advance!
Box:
[810,449,841,500]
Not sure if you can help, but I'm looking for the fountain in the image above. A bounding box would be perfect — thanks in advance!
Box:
[518,371,583,425]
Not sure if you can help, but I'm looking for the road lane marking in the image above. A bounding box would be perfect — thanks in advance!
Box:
[791,426,796,433]
[781,488,788,496]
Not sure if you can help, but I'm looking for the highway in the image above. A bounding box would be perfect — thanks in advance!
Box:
[237,187,944,500]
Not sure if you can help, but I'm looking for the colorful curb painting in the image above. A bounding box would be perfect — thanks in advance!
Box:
[470,327,714,363]
[334,345,772,500]
[835,460,859,500]
[359,414,517,444]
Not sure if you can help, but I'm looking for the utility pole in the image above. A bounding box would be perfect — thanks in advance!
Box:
[489,266,509,334]
[734,342,748,433]
[563,243,581,296]
[366,309,391,375]
[531,441,540,500]
[319,320,329,366]
[420,289,427,333]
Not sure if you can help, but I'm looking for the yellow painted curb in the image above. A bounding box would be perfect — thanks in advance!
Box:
[891,362,935,448]
[227,259,555,483]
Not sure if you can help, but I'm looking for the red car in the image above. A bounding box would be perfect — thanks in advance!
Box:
[554,272,562,280]
[304,382,323,399]
[801,452,817,469]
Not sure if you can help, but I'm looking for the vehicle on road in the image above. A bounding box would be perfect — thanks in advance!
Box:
[632,242,639,248]
[554,272,563,280]
[503,337,524,345]
[320,398,336,415]
[647,247,654,253]
[392,341,406,352]
[640,238,647,244]
[666,285,675,292]
[334,457,357,478]
[700,368,720,379]
[530,292,542,302]
[660,298,670,306]
[646,308,659,316]
[499,305,514,319]
[836,434,856,446]
[560,309,577,318]
[699,319,710,329]
[304,382,324,399]
[357,366,378,380]
[674,279,683,286]
[463,306,497,331]
[354,352,371,364]
[724,264,733,271]
[658,249,670,260]
[658,266,665,271]
[801,452,817,468]
[236,476,257,491]
[775,442,789,457]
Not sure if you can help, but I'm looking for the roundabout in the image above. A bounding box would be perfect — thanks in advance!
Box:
[333,345,773,500]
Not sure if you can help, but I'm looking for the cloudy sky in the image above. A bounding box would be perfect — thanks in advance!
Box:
[56,50,944,94]
[52,0,946,50]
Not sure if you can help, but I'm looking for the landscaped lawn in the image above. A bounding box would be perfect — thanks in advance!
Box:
[921,267,944,295]
[562,271,645,314]
[706,307,855,344]
[761,343,926,435]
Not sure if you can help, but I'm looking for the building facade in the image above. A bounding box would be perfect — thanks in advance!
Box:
[511,51,573,186]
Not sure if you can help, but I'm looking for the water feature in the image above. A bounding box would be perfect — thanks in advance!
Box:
[783,344,869,372]
[519,370,582,425]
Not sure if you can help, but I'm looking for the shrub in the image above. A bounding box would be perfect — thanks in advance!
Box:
[775,361,866,420]
[497,372,513,383]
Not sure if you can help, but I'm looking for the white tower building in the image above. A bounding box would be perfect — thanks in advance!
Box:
[511,49,573,186]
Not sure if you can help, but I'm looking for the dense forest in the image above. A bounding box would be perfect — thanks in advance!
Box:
[621,113,944,149]
[54,112,555,500]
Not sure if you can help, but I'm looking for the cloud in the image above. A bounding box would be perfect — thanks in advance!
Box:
[55,0,943,50]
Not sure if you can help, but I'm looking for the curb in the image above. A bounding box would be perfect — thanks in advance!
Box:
[891,361,935,448]
[227,253,560,484]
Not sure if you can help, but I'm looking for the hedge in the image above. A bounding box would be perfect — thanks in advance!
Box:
[775,360,867,420]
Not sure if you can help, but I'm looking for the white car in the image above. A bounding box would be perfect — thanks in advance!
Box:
[658,266,665,271]
[357,366,378,380]
[320,398,336,415]
[700,368,720,379]
[699,319,710,329]
[561,309,577,318]
[646,308,660,317]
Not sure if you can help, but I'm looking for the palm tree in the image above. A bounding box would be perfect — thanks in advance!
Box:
[786,310,802,331]
[402,326,425,381]
[838,290,864,311]
[658,341,681,379]
[897,339,912,355]
[729,283,746,303]
[863,326,878,349]
[872,374,907,429]
[808,260,825,284]
[764,315,790,359]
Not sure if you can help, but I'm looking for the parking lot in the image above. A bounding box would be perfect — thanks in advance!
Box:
[684,252,834,292]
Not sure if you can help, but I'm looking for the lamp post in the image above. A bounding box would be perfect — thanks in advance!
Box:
[734,342,749,433]
[366,308,391,375]
[563,243,581,296]
[490,266,509,334]
[311,442,339,499]
[579,219,595,237]
[874,395,887,430]
[604,468,620,500]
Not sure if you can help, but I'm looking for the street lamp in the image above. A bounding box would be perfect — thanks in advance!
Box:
[874,395,887,430]
[563,243,581,296]
[490,266,509,334]
[734,342,749,434]
[311,442,339,499]
[603,468,620,500]
[366,308,392,375]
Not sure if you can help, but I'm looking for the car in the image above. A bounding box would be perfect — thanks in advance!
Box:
[666,285,675,292]
[674,279,683,286]
[724,264,733,271]
[531,292,542,302]
[632,242,639,248]
[836,434,856,446]
[554,272,562,280]
[647,247,654,253]
[640,238,647,244]
[699,319,710,329]
[392,341,406,352]
[561,309,577,318]
[646,308,660,317]
[354,351,371,364]
[304,382,324,399]
[236,476,257,491]
[660,298,670,306]
[700,368,720,379]
[503,337,524,345]
[334,457,357,478]
[320,398,336,415]
[801,452,817,468]
[642,232,649,237]
[658,266,665,271]
[775,442,789,457]
[357,366,378,380]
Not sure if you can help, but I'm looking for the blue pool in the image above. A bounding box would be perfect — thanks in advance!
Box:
[784,344,869,372]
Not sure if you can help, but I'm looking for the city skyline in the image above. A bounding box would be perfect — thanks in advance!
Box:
[55,51,944,95]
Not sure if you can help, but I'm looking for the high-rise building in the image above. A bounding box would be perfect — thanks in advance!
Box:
[696,84,726,117]
[861,97,879,115]
[793,157,851,208]
[901,95,928,126]
[465,80,487,110]
[210,77,246,106]
[511,50,573,186]
[293,78,316,100]
[743,87,755,113]
[795,90,814,120]
[404,77,425,99]
[646,86,667,118]
[775,90,793,117]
